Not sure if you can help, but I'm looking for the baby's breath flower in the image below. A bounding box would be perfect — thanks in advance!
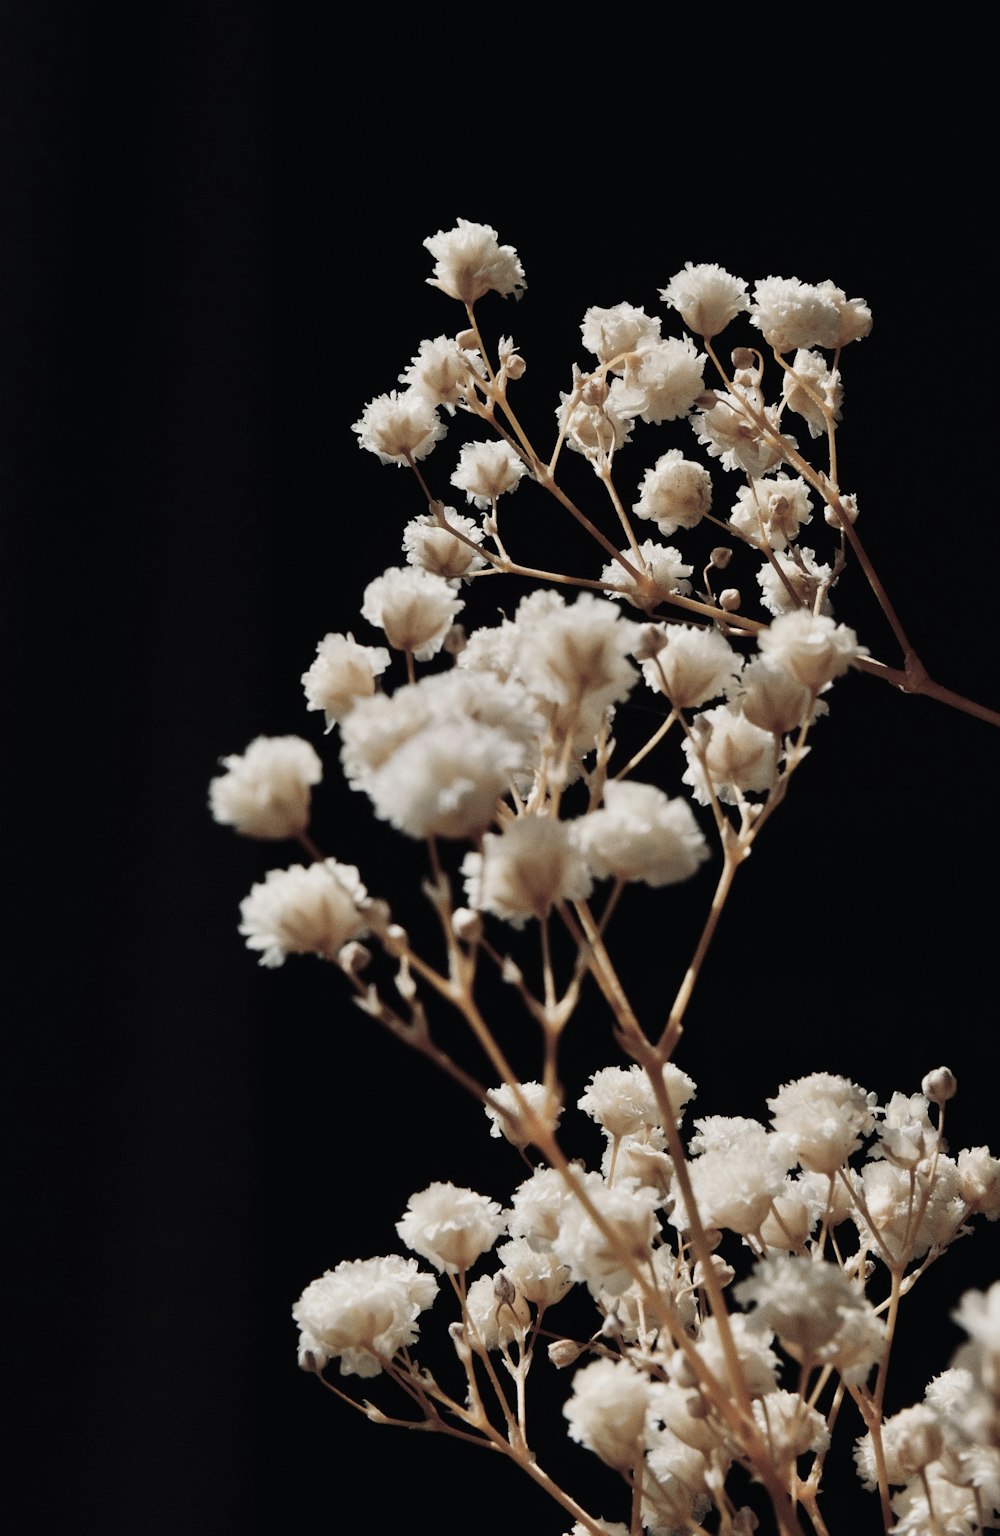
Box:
[580,301,661,364]
[209,735,322,840]
[729,474,814,554]
[578,1063,697,1138]
[450,439,527,507]
[640,623,742,711]
[402,509,487,582]
[781,348,843,438]
[633,448,713,536]
[693,393,794,478]
[660,262,749,339]
[681,704,779,806]
[462,816,592,927]
[496,1237,572,1310]
[737,658,815,735]
[768,1072,877,1174]
[750,276,843,354]
[361,565,464,659]
[484,1081,561,1148]
[578,781,709,887]
[756,547,833,618]
[736,1253,885,1371]
[398,334,483,413]
[553,1170,660,1297]
[352,389,446,465]
[621,336,706,424]
[238,859,368,967]
[463,1272,532,1352]
[423,218,526,305]
[564,1357,654,1468]
[758,609,867,691]
[292,1255,437,1378]
[396,1182,506,1274]
[301,633,391,730]
[601,539,693,611]
[752,1389,830,1471]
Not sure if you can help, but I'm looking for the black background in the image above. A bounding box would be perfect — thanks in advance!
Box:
[7,11,999,1533]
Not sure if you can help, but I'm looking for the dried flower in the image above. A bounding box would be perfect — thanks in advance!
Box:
[210,735,322,840]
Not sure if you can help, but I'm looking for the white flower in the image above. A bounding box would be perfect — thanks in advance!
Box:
[689,1312,780,1397]
[601,539,693,612]
[816,279,873,347]
[756,547,833,618]
[513,590,640,717]
[450,439,528,507]
[462,816,592,927]
[758,609,866,691]
[681,703,779,806]
[674,1120,791,1236]
[660,262,749,338]
[958,1147,1000,1218]
[578,781,709,887]
[750,276,843,353]
[781,348,843,438]
[737,658,815,735]
[752,1389,830,1471]
[301,633,391,730]
[361,565,464,659]
[398,334,483,413]
[559,373,634,460]
[580,301,661,364]
[852,1157,967,1266]
[768,1072,876,1174]
[508,1166,573,1249]
[464,1272,532,1352]
[641,623,742,711]
[396,1182,506,1274]
[564,1357,653,1468]
[238,859,368,967]
[730,474,814,554]
[210,735,322,840]
[402,508,487,581]
[352,389,446,465]
[292,1255,438,1378]
[633,448,712,536]
[356,716,525,839]
[874,1091,936,1168]
[579,1064,696,1140]
[423,218,526,305]
[496,1237,572,1309]
[553,1170,660,1297]
[484,1081,560,1148]
[693,392,794,478]
[736,1254,885,1374]
[621,336,706,424]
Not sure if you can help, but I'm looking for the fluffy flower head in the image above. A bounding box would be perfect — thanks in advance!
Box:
[210,735,322,840]
[361,565,463,659]
[396,1182,506,1274]
[423,218,526,305]
[352,389,446,465]
[293,1255,437,1378]
[301,633,390,730]
[578,781,709,887]
[238,859,367,967]
[660,262,749,338]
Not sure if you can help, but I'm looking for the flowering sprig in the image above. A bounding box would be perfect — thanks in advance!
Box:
[212,220,1000,1535]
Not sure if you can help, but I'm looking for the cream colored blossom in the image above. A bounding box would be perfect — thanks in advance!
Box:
[238,859,367,967]
[352,389,446,465]
[423,218,526,305]
[601,539,693,612]
[398,334,483,413]
[361,565,464,659]
[730,474,814,554]
[450,439,528,507]
[580,301,660,364]
[301,633,391,730]
[758,609,866,691]
[564,1357,653,1468]
[660,261,749,338]
[402,509,487,581]
[756,547,833,618]
[462,816,592,927]
[693,393,794,478]
[578,1062,696,1138]
[782,348,843,438]
[484,1081,561,1148]
[578,781,709,887]
[768,1072,876,1175]
[293,1255,437,1378]
[620,336,706,424]
[641,622,742,711]
[210,735,322,840]
[464,1272,532,1352]
[633,447,712,536]
[681,704,779,806]
[750,276,843,353]
[396,1182,506,1274]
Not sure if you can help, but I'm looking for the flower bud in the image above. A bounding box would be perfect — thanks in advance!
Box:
[922,1066,957,1104]
[720,588,741,611]
[384,923,409,956]
[452,907,483,943]
[548,1338,584,1368]
[338,941,371,975]
[710,546,733,569]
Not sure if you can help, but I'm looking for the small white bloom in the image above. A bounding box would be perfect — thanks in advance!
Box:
[514,590,640,717]
[736,1253,884,1368]
[462,816,592,927]
[484,1081,561,1148]
[750,276,842,353]
[958,1147,1000,1218]
[464,1272,532,1352]
[496,1237,572,1309]
[578,781,709,887]
[737,658,815,735]
[781,348,843,438]
[601,539,693,612]
[580,301,661,364]
[729,474,814,554]
[752,1389,830,1471]
[559,373,634,460]
[641,623,742,711]
[693,392,794,478]
[578,1063,696,1138]
[816,279,873,347]
[301,633,391,730]
[210,735,322,840]
[851,1156,966,1266]
[681,704,779,806]
[621,336,706,424]
[361,565,464,659]
[358,716,524,839]
[564,1357,653,1468]
[238,859,368,967]
[660,262,749,338]
[450,439,528,507]
[633,448,713,536]
[553,1170,660,1297]
[352,389,446,466]
[398,334,483,413]
[756,546,833,618]
[423,218,526,305]
[768,1072,877,1175]
[508,1166,573,1249]
[396,1182,506,1274]
[675,1120,791,1236]
[402,508,486,582]
[292,1255,438,1378]
[758,609,866,691]
[874,1091,936,1168]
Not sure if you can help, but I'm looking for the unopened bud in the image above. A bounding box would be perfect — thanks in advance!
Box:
[338,941,371,976]
[383,923,409,957]
[494,1272,516,1306]
[443,623,467,656]
[456,328,478,350]
[633,623,667,661]
[694,390,718,410]
[395,959,416,1002]
[731,347,756,369]
[710,546,733,569]
[719,588,741,611]
[452,907,483,943]
[922,1066,957,1104]
[547,1338,584,1368]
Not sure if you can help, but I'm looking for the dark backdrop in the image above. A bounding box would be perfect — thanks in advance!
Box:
[7,11,998,1533]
